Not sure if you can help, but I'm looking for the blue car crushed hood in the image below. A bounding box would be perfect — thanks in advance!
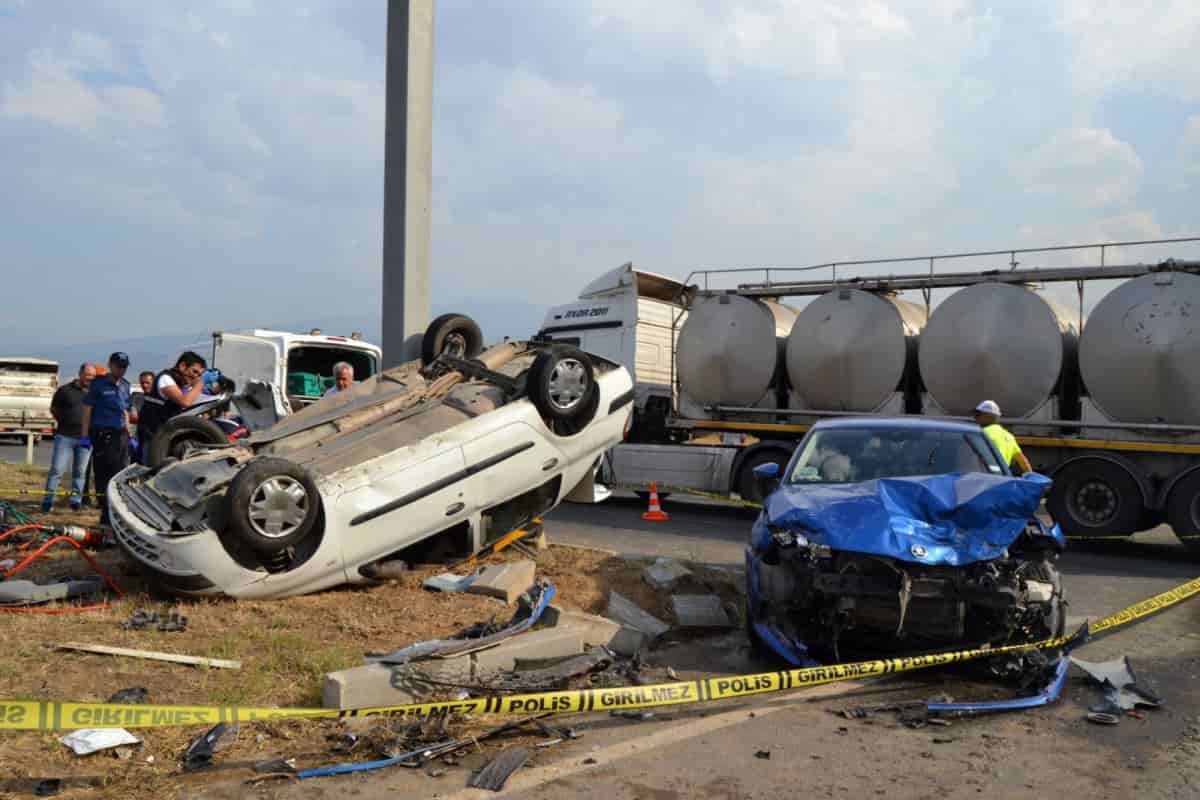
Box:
[753,472,1061,566]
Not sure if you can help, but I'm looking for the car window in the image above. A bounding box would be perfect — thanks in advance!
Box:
[787,428,1004,483]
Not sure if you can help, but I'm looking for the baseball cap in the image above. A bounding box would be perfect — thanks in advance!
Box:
[974,400,1001,416]
[108,351,130,368]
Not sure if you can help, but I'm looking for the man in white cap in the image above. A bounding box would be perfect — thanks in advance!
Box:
[974,400,1032,475]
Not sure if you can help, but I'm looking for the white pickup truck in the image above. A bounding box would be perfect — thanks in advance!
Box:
[0,358,59,442]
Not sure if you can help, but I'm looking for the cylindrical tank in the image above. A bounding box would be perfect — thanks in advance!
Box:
[676,294,796,407]
[785,289,926,412]
[918,283,1078,418]
[1079,271,1200,425]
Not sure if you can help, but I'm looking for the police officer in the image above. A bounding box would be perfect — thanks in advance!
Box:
[137,351,208,462]
[80,352,133,526]
[974,400,1033,475]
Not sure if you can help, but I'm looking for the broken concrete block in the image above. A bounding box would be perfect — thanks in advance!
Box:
[323,654,472,709]
[467,560,537,604]
[671,594,733,628]
[643,558,692,589]
[604,591,670,639]
[474,627,584,679]
[422,572,477,593]
[540,604,646,656]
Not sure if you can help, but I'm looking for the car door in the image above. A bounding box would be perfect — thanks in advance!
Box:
[461,416,565,526]
[334,444,469,568]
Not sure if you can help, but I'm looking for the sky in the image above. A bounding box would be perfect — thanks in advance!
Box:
[1,0,1199,359]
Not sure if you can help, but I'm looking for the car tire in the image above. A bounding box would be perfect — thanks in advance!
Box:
[225,457,321,556]
[1165,470,1200,555]
[735,450,790,506]
[422,313,484,364]
[147,416,229,469]
[1046,459,1144,539]
[528,347,600,435]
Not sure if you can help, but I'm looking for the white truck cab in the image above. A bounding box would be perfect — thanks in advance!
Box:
[198,330,382,415]
[539,263,689,438]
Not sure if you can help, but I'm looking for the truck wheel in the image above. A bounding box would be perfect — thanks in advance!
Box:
[225,458,321,556]
[1165,471,1200,554]
[1047,460,1144,539]
[422,313,483,365]
[736,450,790,505]
[528,347,599,435]
[147,416,229,469]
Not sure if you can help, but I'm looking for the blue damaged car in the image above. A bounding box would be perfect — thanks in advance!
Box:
[745,418,1065,667]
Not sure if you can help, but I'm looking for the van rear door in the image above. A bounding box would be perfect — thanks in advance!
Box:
[212,334,282,398]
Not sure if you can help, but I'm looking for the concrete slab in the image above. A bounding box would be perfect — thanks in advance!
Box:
[541,604,646,657]
[467,560,537,604]
[323,655,472,709]
[643,558,692,589]
[604,591,670,639]
[474,627,584,679]
[671,594,732,628]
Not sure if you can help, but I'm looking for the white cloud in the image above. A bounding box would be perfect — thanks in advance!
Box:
[1020,127,1143,209]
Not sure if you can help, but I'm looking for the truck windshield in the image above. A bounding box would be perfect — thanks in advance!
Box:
[787,427,1005,483]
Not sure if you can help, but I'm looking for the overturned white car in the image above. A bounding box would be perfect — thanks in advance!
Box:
[108,324,633,599]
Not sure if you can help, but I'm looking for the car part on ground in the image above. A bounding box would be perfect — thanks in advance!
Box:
[469,746,532,791]
[746,418,1066,669]
[181,722,238,772]
[107,323,633,600]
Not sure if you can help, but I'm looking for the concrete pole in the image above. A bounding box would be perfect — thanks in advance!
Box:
[381,0,434,366]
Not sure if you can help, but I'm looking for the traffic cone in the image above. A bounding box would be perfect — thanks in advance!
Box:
[642,483,669,522]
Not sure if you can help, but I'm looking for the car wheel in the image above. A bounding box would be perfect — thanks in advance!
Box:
[1165,470,1200,555]
[147,416,230,469]
[1046,459,1144,539]
[736,450,790,505]
[422,313,484,365]
[528,347,600,434]
[225,457,321,556]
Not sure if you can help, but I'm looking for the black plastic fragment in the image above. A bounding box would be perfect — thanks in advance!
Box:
[254,757,297,774]
[754,750,771,760]
[181,722,237,772]
[468,746,531,792]
[106,687,148,705]
[34,779,62,797]
[123,609,188,632]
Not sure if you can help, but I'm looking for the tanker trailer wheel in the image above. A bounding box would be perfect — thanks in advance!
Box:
[1047,459,1144,539]
[147,416,230,469]
[1165,470,1200,555]
[736,449,791,506]
[422,313,483,365]
[225,457,321,557]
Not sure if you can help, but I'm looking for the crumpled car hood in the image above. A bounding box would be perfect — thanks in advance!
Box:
[758,472,1053,566]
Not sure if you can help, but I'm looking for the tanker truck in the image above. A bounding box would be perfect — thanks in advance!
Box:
[538,239,1200,551]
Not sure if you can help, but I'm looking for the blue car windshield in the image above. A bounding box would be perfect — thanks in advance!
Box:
[786,427,1005,484]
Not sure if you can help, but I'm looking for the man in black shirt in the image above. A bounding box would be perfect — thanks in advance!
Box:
[42,363,96,511]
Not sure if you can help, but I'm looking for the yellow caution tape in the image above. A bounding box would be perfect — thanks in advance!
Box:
[2,575,1197,732]
[0,488,103,499]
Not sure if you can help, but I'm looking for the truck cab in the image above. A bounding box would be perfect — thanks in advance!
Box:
[539,262,689,441]
[0,358,59,441]
[198,330,382,416]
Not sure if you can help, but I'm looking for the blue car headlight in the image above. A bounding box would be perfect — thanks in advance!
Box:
[771,528,808,549]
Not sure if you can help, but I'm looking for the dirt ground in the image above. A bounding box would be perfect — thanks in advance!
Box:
[0,462,741,799]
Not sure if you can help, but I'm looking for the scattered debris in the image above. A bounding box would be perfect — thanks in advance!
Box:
[643,558,692,589]
[467,560,538,604]
[422,572,477,593]
[497,648,612,691]
[122,609,188,632]
[667,666,679,681]
[327,733,361,755]
[106,687,148,705]
[0,577,105,606]
[34,779,62,797]
[468,746,531,791]
[604,591,670,639]
[1071,655,1163,723]
[181,723,238,772]
[60,728,140,756]
[582,757,597,765]
[56,642,241,669]
[426,767,446,778]
[611,710,655,721]
[253,757,297,774]
[755,750,771,760]
[672,594,733,628]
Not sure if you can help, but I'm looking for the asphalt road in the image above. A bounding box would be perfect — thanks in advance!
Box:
[0,437,51,469]
[216,494,1200,800]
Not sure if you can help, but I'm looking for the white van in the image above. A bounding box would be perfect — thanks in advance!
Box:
[538,263,689,438]
[195,330,382,416]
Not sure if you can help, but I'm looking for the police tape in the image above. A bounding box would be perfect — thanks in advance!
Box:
[2,574,1198,732]
[0,488,104,499]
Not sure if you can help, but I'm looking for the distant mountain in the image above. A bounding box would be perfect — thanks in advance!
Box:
[3,299,547,379]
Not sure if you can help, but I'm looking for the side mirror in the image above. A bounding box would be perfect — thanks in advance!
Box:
[753,462,781,497]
